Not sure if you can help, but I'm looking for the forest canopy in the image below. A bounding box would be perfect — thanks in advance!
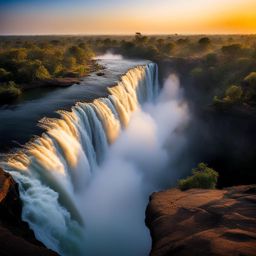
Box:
[0,34,256,107]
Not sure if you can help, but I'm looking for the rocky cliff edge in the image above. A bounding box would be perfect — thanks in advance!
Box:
[146,185,256,256]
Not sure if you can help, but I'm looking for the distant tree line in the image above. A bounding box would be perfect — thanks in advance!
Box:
[1,34,256,107]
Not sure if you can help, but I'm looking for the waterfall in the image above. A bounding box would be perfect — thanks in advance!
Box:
[2,63,159,255]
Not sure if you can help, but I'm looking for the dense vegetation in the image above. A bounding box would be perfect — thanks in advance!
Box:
[0,81,22,104]
[178,163,219,191]
[0,37,96,103]
[114,33,256,110]
[1,34,255,107]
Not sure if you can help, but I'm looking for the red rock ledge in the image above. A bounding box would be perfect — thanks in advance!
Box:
[146,186,256,256]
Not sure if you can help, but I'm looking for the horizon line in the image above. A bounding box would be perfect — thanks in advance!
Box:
[1,33,256,37]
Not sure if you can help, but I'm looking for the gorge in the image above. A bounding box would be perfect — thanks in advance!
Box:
[1,59,189,255]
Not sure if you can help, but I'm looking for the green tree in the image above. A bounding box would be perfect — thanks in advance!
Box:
[0,68,11,82]
[17,60,50,82]
[0,81,21,104]
[205,53,218,66]
[198,37,210,50]
[53,64,64,76]
[222,44,242,56]
[244,72,256,86]
[176,38,189,45]
[50,40,61,45]
[244,72,256,103]
[67,46,86,64]
[83,45,95,60]
[134,32,148,44]
[178,163,219,191]
[64,57,77,69]
[190,67,203,79]
[102,38,112,46]
[224,85,243,103]
[35,65,51,80]
[162,42,175,55]
[27,48,44,60]
[7,48,27,62]
[75,65,88,76]
[156,38,164,46]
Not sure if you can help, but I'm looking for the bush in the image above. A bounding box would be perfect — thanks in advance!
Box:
[222,44,242,56]
[162,42,175,55]
[6,48,27,62]
[0,81,22,104]
[244,72,256,86]
[0,68,11,82]
[75,65,89,76]
[244,72,256,103]
[35,65,51,80]
[198,37,210,50]
[223,85,243,103]
[17,61,50,82]
[178,163,219,191]
[64,57,77,69]
[190,67,203,79]
[52,64,64,77]
[67,46,87,64]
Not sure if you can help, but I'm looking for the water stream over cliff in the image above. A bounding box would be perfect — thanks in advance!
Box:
[2,60,188,255]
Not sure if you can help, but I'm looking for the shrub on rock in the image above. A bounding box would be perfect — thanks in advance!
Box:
[178,163,219,191]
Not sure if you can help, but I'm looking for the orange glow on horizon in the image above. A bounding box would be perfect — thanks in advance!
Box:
[0,0,256,35]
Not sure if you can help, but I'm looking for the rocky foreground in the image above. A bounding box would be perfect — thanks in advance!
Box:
[0,168,58,256]
[146,186,256,256]
[1,164,256,256]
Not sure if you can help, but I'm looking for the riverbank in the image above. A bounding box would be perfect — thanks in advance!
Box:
[20,60,104,90]
[20,77,82,90]
[0,60,103,105]
[146,185,256,256]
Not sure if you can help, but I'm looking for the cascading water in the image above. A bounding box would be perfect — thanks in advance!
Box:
[2,63,164,255]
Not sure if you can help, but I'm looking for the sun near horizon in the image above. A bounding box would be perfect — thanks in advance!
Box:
[0,0,256,35]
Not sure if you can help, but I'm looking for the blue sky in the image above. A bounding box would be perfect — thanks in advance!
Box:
[1,0,256,35]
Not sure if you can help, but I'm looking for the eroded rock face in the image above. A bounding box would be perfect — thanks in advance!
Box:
[146,186,256,256]
[0,167,58,256]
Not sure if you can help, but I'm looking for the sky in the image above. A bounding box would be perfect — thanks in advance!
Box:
[0,0,256,35]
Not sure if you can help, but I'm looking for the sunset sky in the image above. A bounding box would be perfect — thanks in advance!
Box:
[0,0,256,35]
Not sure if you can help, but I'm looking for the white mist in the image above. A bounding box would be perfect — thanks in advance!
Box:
[79,74,189,256]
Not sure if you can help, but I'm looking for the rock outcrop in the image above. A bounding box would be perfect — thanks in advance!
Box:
[0,167,58,256]
[146,186,256,256]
